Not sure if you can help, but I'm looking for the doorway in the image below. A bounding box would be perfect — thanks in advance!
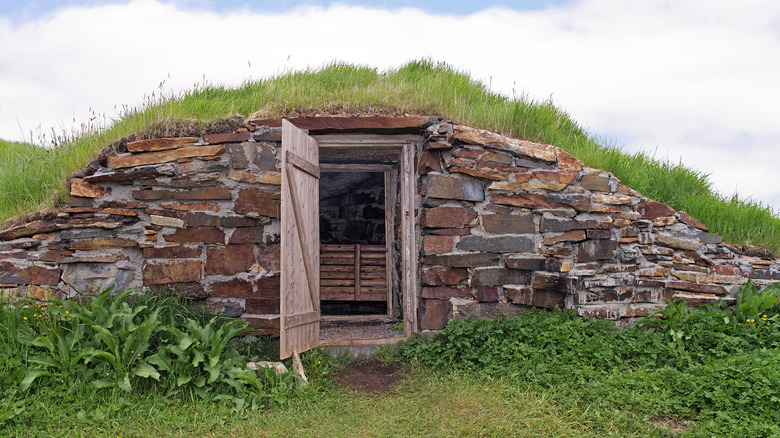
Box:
[319,171,390,316]
[280,122,419,357]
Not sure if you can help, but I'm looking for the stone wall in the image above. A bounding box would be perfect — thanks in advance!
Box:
[1,116,778,335]
[0,128,284,333]
[415,122,780,329]
[320,172,385,245]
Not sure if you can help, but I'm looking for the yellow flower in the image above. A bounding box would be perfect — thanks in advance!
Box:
[64,311,69,315]
[23,317,27,321]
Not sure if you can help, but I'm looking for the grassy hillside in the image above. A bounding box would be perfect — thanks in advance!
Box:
[1,60,778,250]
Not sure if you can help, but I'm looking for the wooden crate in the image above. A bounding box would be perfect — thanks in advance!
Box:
[321,244,387,301]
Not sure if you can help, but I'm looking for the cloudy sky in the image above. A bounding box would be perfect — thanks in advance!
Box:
[1,0,778,213]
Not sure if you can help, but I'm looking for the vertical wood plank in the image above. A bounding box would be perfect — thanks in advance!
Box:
[401,142,418,336]
[280,119,321,359]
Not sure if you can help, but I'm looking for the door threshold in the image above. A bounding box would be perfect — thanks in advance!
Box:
[319,337,404,346]
[320,314,393,322]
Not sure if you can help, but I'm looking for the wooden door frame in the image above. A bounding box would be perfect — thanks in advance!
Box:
[315,135,419,337]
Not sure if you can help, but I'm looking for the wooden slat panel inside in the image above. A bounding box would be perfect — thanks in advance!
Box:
[321,271,355,279]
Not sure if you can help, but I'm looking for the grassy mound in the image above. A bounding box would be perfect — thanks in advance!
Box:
[1,60,778,250]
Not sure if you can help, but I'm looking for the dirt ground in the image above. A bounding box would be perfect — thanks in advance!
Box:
[334,359,403,393]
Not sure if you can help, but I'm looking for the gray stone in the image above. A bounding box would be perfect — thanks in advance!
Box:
[59,228,116,240]
[422,253,501,268]
[655,233,702,251]
[424,174,484,201]
[470,267,530,286]
[577,240,619,263]
[454,302,524,319]
[61,263,135,296]
[505,255,562,272]
[697,232,724,245]
[457,235,535,253]
[482,213,534,234]
[539,216,571,233]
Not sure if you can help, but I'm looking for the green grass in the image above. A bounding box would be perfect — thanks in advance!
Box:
[1,60,778,250]
[4,283,780,436]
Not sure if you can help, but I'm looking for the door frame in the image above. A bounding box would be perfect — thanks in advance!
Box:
[314,134,419,338]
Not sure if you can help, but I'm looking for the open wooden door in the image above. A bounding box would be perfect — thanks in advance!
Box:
[280,119,321,359]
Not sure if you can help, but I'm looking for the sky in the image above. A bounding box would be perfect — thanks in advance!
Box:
[1,0,778,214]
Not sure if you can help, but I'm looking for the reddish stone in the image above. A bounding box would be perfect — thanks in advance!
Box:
[422,267,468,286]
[556,151,583,170]
[133,187,231,201]
[422,252,501,268]
[531,170,579,184]
[164,227,225,244]
[474,159,515,173]
[108,145,225,169]
[143,245,202,259]
[475,286,499,303]
[245,297,280,314]
[234,189,281,218]
[666,281,727,295]
[506,286,565,309]
[422,235,455,255]
[586,229,612,239]
[0,221,59,241]
[423,174,485,202]
[229,227,266,244]
[421,286,471,300]
[206,245,256,275]
[184,212,221,227]
[453,148,483,159]
[27,266,61,286]
[580,174,610,192]
[421,206,477,228]
[143,259,203,285]
[636,199,676,219]
[419,150,443,174]
[425,228,473,236]
[450,166,508,181]
[149,282,207,299]
[209,278,254,298]
[481,212,534,234]
[677,211,708,231]
[256,244,281,271]
[470,268,529,287]
[203,131,251,144]
[712,264,739,276]
[492,193,590,212]
[255,275,280,297]
[419,299,451,330]
[544,230,586,245]
[242,316,280,334]
[160,202,220,212]
[126,137,199,153]
[70,178,108,198]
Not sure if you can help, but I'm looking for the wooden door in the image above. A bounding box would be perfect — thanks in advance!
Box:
[280,119,321,359]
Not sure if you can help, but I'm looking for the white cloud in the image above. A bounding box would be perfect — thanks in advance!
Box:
[0,0,778,212]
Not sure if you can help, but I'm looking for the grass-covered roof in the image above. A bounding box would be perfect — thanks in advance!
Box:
[1,60,778,251]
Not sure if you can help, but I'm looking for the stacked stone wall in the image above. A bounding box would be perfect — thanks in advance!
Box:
[415,122,780,329]
[0,128,284,333]
[1,116,778,334]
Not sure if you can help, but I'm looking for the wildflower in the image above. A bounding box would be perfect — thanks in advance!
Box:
[64,310,69,315]
[23,317,27,321]
[322,371,326,375]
